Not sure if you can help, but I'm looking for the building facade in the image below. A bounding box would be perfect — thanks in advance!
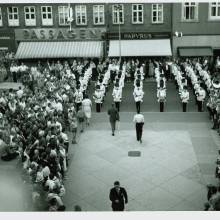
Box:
[0,2,219,59]
[172,2,220,58]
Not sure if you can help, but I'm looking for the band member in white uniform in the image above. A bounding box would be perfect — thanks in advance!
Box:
[181,86,190,112]
[157,85,166,112]
[93,85,103,112]
[133,80,144,113]
[112,82,122,112]
[196,87,206,112]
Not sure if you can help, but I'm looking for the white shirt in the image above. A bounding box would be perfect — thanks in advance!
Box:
[133,113,145,123]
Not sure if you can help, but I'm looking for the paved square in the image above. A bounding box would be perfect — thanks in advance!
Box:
[64,128,215,211]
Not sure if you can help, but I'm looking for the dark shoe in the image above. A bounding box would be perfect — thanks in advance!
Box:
[140,139,142,143]
[112,133,114,136]
[80,130,84,133]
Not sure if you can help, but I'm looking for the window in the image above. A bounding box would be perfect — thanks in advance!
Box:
[41,6,53,26]
[209,2,220,20]
[7,7,19,26]
[58,6,69,25]
[93,5,105,25]
[152,4,163,23]
[182,2,198,21]
[132,4,143,24]
[112,4,124,24]
[75,5,87,25]
[24,6,36,26]
[0,8,2,26]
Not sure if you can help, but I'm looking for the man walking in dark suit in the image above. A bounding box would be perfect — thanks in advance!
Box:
[108,103,119,136]
[109,181,128,211]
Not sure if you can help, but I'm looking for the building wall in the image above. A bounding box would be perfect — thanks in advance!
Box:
[172,2,220,57]
[107,3,172,34]
[0,3,219,57]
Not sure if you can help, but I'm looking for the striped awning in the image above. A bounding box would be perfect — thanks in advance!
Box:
[178,47,213,57]
[108,39,172,57]
[15,41,103,59]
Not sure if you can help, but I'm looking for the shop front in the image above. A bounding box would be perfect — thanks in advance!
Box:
[14,28,106,60]
[173,35,220,58]
[107,32,172,58]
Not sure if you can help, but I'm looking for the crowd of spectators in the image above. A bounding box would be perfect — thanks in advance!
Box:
[0,58,97,211]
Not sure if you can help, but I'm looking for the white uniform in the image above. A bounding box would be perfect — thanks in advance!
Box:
[112,87,122,102]
[133,88,144,102]
[93,90,103,103]
[82,98,92,119]
[181,90,189,103]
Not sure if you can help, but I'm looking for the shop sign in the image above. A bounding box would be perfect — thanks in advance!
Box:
[15,28,106,41]
[123,33,153,39]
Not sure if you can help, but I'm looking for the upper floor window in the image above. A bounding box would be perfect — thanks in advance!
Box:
[182,2,198,21]
[24,6,36,26]
[7,7,19,26]
[152,4,163,23]
[58,6,69,25]
[112,4,124,24]
[93,5,105,25]
[209,2,220,20]
[41,6,53,26]
[0,8,2,26]
[132,4,143,24]
[75,5,87,25]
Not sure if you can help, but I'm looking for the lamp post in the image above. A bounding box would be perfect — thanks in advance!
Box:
[115,4,122,63]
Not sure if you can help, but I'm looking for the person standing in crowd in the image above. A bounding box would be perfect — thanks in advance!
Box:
[148,59,154,78]
[196,87,206,112]
[10,62,18,82]
[181,86,190,112]
[108,103,119,136]
[76,106,85,133]
[82,94,92,126]
[93,85,103,112]
[133,110,144,143]
[68,109,78,144]
[109,181,128,211]
[74,85,83,112]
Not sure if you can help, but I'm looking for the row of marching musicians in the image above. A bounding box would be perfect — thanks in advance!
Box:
[73,65,93,112]
[155,65,167,112]
[92,63,112,112]
[133,67,145,112]
[112,66,126,112]
[172,63,190,112]
[184,61,206,112]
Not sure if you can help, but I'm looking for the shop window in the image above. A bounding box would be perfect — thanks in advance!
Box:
[75,5,87,25]
[58,6,70,25]
[24,6,36,26]
[132,4,143,24]
[7,6,19,26]
[112,4,124,24]
[152,4,163,24]
[93,5,105,25]
[182,2,198,21]
[209,2,220,20]
[0,8,2,26]
[41,6,53,26]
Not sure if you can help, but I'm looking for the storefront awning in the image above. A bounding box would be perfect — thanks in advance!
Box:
[108,39,172,57]
[15,41,103,59]
[178,47,213,57]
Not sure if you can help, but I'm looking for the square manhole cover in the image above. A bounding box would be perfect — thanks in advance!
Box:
[128,151,141,157]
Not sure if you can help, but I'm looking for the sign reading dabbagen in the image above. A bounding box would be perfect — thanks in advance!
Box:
[15,28,106,41]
